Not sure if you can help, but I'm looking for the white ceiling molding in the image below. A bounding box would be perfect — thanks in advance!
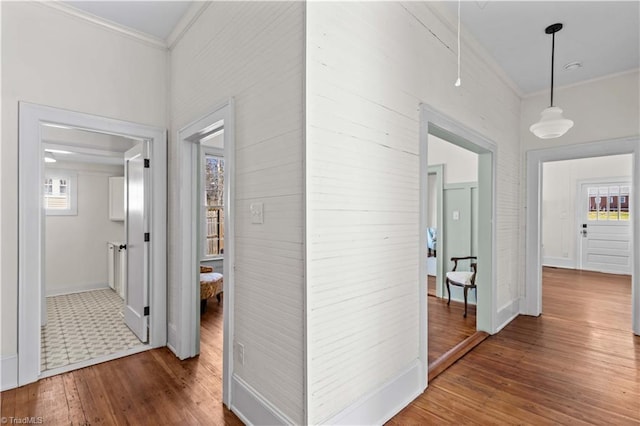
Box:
[40,1,168,50]
[167,2,211,50]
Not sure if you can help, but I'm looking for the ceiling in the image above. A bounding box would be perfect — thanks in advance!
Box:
[64,1,192,40]
[62,1,639,96]
[443,1,639,94]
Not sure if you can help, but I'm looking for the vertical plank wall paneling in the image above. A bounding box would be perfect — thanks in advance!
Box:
[169,2,304,422]
[306,2,521,423]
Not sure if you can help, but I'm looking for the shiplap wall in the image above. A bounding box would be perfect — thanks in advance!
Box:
[306,2,521,422]
[1,2,166,357]
[169,2,304,423]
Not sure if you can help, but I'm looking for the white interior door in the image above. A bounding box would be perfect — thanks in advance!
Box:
[124,142,149,342]
[579,182,632,274]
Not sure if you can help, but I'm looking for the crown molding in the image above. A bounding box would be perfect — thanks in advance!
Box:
[40,1,168,50]
[167,1,211,50]
[523,67,640,99]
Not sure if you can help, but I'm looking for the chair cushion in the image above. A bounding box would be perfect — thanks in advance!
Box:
[446,271,474,285]
[200,272,223,300]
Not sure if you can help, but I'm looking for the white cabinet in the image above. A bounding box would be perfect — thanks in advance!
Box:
[109,176,125,221]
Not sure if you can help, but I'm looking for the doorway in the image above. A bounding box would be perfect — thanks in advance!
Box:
[420,104,497,385]
[18,102,167,386]
[426,136,479,366]
[176,99,234,406]
[525,138,640,335]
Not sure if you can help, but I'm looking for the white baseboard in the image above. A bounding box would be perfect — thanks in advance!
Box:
[46,283,110,297]
[1,354,18,391]
[496,298,521,333]
[231,374,293,425]
[322,360,424,425]
[542,257,575,269]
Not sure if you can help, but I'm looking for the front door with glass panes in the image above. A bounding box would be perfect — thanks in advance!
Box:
[579,182,632,274]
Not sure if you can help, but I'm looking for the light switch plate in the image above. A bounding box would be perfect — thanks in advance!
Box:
[250,202,264,224]
[453,210,460,220]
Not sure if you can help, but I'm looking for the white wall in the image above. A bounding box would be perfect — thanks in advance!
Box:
[428,135,478,184]
[306,2,521,423]
[1,1,166,358]
[45,162,125,295]
[542,155,632,268]
[169,2,304,423]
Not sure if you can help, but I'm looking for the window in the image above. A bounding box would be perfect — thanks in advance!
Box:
[44,172,77,215]
[203,154,224,258]
[587,185,631,221]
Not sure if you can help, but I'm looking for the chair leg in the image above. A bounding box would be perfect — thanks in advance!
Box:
[463,286,468,318]
[446,280,451,305]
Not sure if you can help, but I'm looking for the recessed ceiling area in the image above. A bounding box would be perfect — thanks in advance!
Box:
[444,1,640,94]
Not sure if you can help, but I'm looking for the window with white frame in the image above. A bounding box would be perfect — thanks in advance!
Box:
[44,171,77,215]
[203,153,224,258]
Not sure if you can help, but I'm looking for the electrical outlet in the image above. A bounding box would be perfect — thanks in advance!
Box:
[236,342,245,365]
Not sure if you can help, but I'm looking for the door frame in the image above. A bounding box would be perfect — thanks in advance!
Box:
[420,104,498,389]
[427,164,444,298]
[524,137,639,335]
[576,176,632,273]
[18,102,167,386]
[175,99,235,407]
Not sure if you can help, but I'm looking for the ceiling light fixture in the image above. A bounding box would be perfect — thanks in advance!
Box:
[529,23,574,139]
[44,152,57,163]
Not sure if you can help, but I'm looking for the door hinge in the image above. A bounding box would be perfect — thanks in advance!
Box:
[144,232,150,242]
[144,158,150,168]
[144,306,150,316]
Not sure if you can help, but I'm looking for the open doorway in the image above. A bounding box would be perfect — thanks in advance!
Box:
[540,154,633,331]
[524,138,639,336]
[176,99,234,406]
[40,126,145,373]
[18,102,167,387]
[420,105,496,383]
[426,136,479,366]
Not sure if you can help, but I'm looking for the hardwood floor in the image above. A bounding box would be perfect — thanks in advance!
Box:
[0,300,242,425]
[3,268,637,425]
[428,275,477,365]
[389,267,639,425]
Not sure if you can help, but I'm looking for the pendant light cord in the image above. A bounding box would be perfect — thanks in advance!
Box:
[550,30,555,106]
[455,0,461,87]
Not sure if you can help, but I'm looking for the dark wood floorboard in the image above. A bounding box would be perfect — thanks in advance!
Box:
[428,275,477,365]
[390,267,639,425]
[0,300,242,425]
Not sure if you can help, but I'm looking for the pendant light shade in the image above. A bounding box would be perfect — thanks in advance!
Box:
[530,106,573,139]
[530,23,573,139]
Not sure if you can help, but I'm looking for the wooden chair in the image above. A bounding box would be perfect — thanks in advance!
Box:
[200,265,223,314]
[445,256,477,318]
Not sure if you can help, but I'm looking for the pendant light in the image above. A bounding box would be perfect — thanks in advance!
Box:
[529,23,574,139]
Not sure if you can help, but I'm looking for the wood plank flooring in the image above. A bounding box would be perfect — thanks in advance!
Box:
[390,267,639,425]
[2,268,637,425]
[428,275,477,365]
[0,300,242,425]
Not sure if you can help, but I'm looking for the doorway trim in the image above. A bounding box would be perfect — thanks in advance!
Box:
[175,98,235,406]
[427,164,444,298]
[18,102,167,386]
[523,137,639,335]
[420,104,498,387]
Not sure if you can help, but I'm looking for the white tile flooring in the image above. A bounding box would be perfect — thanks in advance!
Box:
[41,288,141,371]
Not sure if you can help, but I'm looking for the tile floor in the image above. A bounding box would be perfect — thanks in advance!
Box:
[41,288,141,371]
